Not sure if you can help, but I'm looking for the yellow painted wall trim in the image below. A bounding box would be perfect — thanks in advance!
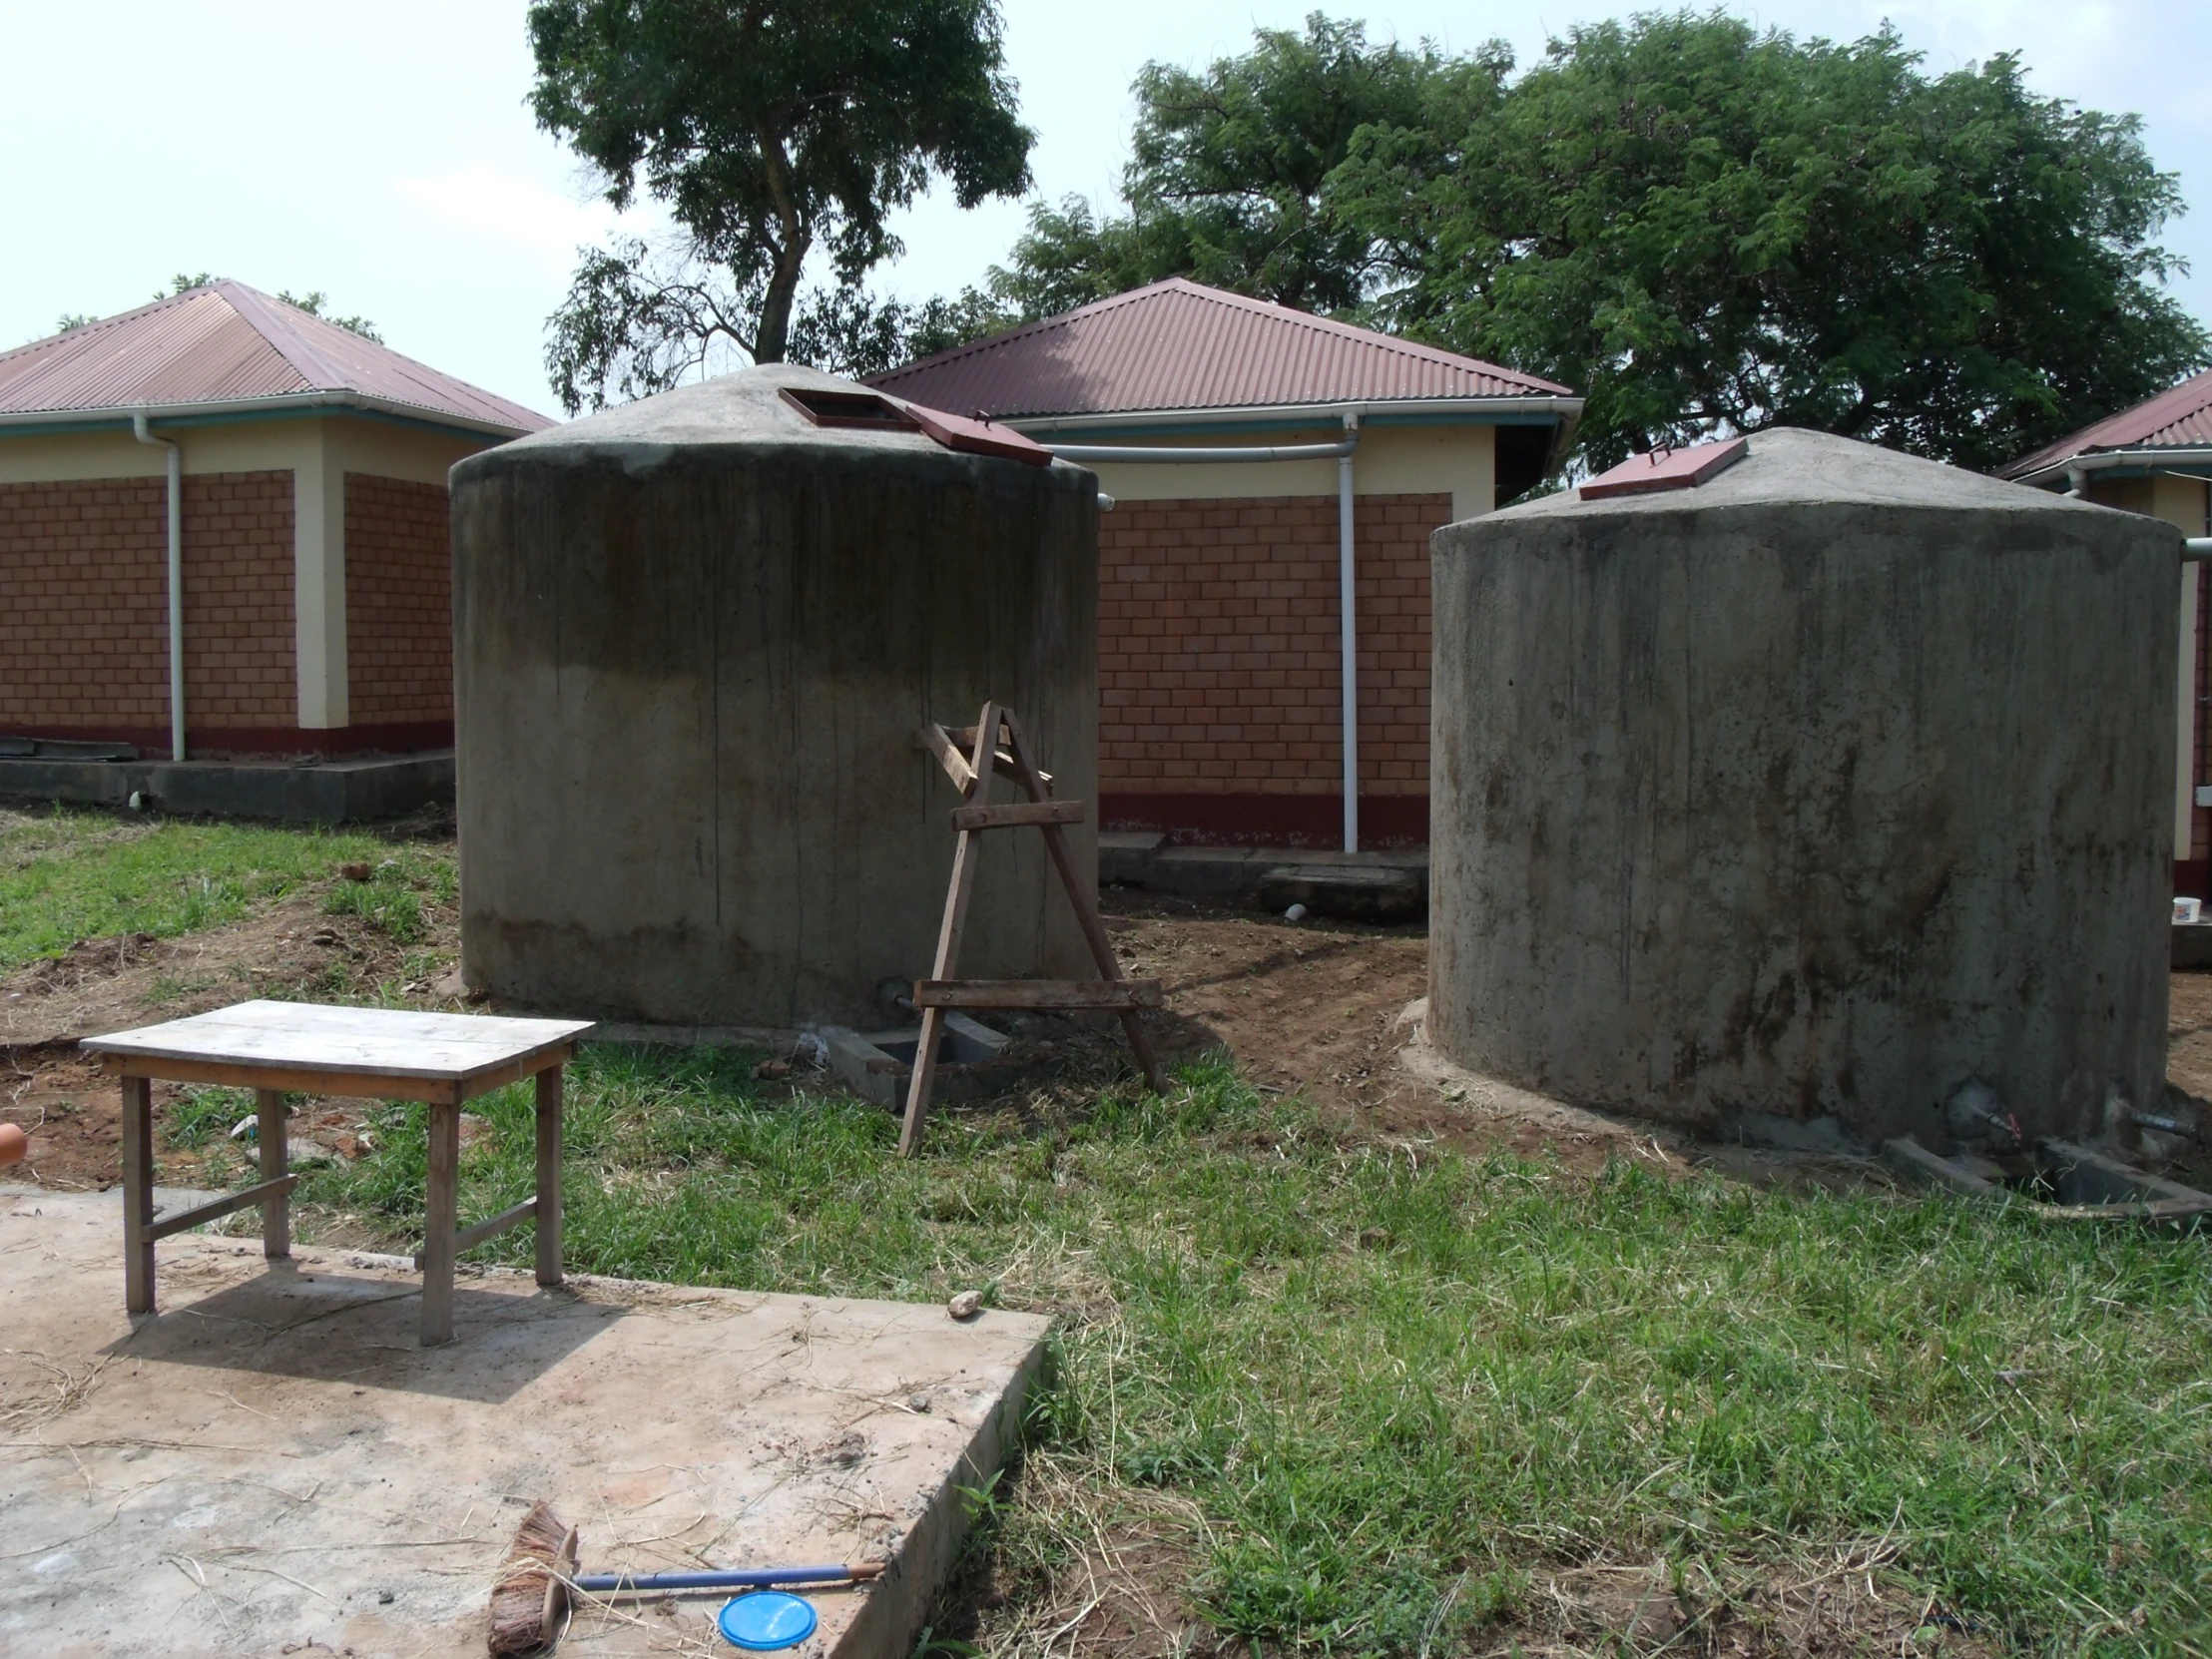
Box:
[292,425,347,730]
[1080,424,1496,521]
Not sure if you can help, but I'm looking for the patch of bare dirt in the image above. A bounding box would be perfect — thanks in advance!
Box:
[944,1518,1996,1659]
[3,891,329,1049]
[1475,1543,2003,1659]
[1104,891,1655,1173]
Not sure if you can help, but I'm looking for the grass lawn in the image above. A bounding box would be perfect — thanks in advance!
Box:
[14,807,2207,1655]
[0,804,417,969]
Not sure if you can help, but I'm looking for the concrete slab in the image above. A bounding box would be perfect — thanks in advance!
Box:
[0,1192,1046,1658]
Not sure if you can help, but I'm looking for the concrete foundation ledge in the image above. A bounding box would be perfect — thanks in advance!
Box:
[0,749,454,824]
[1102,831,1428,922]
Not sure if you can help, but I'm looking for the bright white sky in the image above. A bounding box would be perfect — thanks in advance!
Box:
[2,1,2204,417]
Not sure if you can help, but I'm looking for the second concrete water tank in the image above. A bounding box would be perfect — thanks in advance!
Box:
[1428,428,2181,1146]
[450,364,1098,1026]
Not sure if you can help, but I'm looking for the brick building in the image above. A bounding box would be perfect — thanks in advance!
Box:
[0,281,548,761]
[2000,369,2212,895]
[873,279,1581,848]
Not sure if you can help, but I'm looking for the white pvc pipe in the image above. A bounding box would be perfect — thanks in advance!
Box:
[1049,439,1359,464]
[1339,416,1360,852]
[131,410,184,762]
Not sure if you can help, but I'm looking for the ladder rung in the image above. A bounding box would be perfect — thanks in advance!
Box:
[951,800,1086,831]
[913,978,1164,1010]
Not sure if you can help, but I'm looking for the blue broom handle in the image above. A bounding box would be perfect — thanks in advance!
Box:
[575,1564,866,1593]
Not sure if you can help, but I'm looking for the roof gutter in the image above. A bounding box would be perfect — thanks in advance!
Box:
[131,411,186,764]
[0,389,539,444]
[1047,436,1359,464]
[1007,394,1582,437]
[2006,446,2212,493]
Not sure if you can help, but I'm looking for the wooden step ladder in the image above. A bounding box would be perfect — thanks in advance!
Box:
[902,701,1166,1154]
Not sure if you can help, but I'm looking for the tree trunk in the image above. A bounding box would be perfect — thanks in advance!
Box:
[753,131,811,365]
[753,241,808,363]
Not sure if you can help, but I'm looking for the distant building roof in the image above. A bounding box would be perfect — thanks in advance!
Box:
[1998,366,2212,485]
[0,281,552,438]
[868,277,1576,426]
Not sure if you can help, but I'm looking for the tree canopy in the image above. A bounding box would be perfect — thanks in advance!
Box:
[529,0,1033,410]
[272,287,382,342]
[973,9,2206,474]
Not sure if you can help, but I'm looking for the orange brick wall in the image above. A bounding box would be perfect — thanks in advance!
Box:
[0,471,294,741]
[1098,492,1444,844]
[344,474,452,726]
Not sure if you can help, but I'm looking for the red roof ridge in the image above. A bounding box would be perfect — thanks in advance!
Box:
[0,280,551,434]
[874,278,1190,384]
[872,276,1572,406]
[0,286,252,370]
[217,280,352,391]
[1150,278,1575,398]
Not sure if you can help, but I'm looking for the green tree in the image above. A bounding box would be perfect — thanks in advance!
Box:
[1116,13,1479,311]
[528,0,1033,411]
[982,10,2204,475]
[273,288,383,343]
[1334,12,2207,471]
[980,15,1468,320]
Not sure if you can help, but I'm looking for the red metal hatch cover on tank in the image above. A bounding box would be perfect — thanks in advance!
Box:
[1579,435,1748,499]
[780,385,1053,466]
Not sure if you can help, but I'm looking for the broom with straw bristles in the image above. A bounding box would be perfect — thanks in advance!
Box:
[487,1500,577,1656]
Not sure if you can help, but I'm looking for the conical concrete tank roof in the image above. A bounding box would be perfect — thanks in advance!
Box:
[456,361,1072,477]
[1482,427,2131,523]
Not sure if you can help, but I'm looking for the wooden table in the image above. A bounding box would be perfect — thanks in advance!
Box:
[82,1000,595,1346]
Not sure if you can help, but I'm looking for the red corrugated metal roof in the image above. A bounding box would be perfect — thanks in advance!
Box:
[0,281,552,435]
[868,277,1572,419]
[1997,366,2212,480]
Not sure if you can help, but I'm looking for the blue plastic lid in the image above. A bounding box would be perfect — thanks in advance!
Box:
[718,1590,818,1651]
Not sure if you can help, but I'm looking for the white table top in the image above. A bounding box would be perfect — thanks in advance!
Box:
[82,999,595,1083]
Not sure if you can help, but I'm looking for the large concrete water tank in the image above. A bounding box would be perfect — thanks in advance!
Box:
[449,364,1098,1026]
[1429,427,2182,1146]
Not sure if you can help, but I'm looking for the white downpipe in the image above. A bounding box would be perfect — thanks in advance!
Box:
[1339,413,1360,853]
[131,411,184,762]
